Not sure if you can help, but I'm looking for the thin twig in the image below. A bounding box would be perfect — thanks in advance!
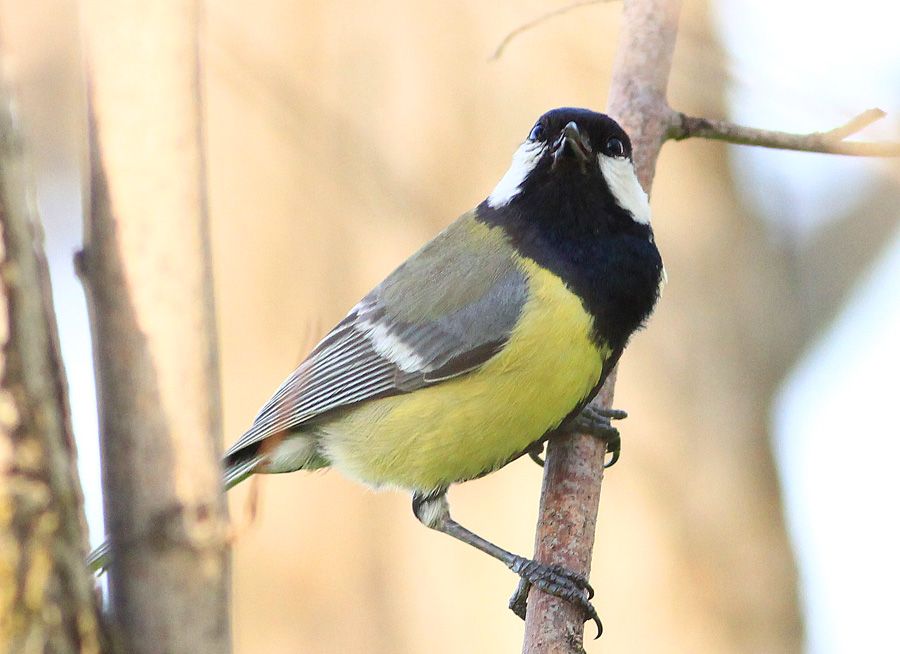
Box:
[669,108,900,156]
[490,0,615,61]
[822,108,885,140]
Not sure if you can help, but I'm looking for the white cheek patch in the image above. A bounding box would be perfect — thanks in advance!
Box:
[598,155,652,225]
[487,141,545,208]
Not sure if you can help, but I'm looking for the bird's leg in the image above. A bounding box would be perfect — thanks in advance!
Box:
[563,404,627,468]
[513,406,625,622]
[526,440,547,467]
[412,490,603,638]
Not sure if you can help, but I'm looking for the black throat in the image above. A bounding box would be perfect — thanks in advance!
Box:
[476,172,663,352]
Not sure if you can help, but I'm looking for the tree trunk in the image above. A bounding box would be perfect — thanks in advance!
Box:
[78,1,231,652]
[0,73,107,654]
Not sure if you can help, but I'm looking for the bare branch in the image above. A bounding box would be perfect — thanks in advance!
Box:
[520,1,895,652]
[669,108,900,156]
[490,0,614,61]
[522,0,682,650]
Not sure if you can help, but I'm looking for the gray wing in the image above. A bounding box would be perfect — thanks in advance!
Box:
[224,215,527,460]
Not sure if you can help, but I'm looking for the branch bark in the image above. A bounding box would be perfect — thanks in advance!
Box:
[669,108,900,156]
[78,2,231,652]
[0,72,107,654]
[522,0,682,651]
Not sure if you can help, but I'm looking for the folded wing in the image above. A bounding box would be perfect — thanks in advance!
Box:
[224,215,528,461]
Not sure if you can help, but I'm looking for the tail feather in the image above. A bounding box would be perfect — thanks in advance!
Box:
[86,539,110,573]
[223,454,263,490]
[86,455,264,574]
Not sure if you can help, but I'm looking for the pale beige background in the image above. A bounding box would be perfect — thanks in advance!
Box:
[3,0,899,652]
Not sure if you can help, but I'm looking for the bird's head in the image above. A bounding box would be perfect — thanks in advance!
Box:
[486,108,651,226]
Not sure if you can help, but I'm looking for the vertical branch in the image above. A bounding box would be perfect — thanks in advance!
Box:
[0,73,107,653]
[606,0,682,189]
[522,0,681,650]
[78,2,230,652]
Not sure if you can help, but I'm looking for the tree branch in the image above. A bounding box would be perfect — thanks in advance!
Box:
[520,0,896,651]
[79,1,231,652]
[522,0,682,651]
[668,108,900,156]
[489,0,614,61]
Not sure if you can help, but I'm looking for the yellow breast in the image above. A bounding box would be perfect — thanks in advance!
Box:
[321,256,609,492]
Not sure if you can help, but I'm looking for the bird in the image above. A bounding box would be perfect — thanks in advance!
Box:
[88,107,663,635]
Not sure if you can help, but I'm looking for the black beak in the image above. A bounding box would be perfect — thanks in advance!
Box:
[552,121,592,169]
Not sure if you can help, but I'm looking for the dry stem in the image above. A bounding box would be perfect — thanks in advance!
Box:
[669,108,900,156]
[490,0,614,61]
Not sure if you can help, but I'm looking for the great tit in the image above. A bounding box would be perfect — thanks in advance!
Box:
[89,107,663,634]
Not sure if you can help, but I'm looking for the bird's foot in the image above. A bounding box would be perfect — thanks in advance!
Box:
[507,557,602,639]
[565,405,627,468]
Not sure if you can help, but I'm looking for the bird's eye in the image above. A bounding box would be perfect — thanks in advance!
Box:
[528,123,545,141]
[605,137,626,157]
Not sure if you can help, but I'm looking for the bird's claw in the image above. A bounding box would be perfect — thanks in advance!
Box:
[507,557,603,639]
[566,404,627,468]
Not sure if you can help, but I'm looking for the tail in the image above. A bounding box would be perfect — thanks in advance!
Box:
[86,454,264,574]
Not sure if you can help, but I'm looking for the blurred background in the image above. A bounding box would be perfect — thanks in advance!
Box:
[1,0,898,652]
